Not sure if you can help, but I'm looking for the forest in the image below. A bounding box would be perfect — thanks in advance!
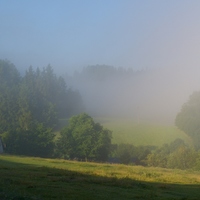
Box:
[1,60,200,170]
[0,60,84,157]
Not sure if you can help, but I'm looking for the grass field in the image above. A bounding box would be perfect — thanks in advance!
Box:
[0,154,200,199]
[95,118,192,146]
[57,117,192,147]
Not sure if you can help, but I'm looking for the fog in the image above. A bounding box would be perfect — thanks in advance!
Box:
[2,1,200,125]
[65,66,200,125]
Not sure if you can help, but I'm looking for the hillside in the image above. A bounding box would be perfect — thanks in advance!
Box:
[0,154,200,199]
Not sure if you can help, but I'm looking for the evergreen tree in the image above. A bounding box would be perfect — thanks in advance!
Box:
[3,123,55,157]
[0,60,21,133]
[0,60,84,157]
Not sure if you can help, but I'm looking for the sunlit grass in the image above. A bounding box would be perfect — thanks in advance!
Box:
[1,154,199,184]
[1,154,200,199]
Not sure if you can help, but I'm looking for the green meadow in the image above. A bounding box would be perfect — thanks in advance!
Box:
[95,118,192,146]
[0,154,200,200]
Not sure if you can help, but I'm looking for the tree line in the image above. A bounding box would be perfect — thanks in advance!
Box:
[112,139,200,170]
[75,64,142,81]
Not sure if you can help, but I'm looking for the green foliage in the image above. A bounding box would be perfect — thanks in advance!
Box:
[56,113,112,161]
[0,60,21,133]
[146,139,199,169]
[0,59,20,87]
[167,146,197,169]
[0,60,84,158]
[2,123,55,157]
[147,144,171,168]
[175,91,200,149]
[111,143,152,165]
[110,138,199,170]
[116,144,134,164]
[0,60,84,132]
[193,153,200,170]
[18,65,83,129]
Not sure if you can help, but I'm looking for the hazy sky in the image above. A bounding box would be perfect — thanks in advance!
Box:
[1,0,200,74]
[0,0,200,74]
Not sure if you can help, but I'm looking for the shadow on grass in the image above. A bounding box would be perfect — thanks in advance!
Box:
[0,157,199,200]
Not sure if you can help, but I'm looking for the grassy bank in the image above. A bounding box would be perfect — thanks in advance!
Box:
[0,154,200,199]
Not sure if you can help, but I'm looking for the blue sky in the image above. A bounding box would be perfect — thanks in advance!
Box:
[1,0,200,74]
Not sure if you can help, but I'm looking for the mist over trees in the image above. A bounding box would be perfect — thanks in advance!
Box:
[65,65,146,120]
[0,60,21,133]
[0,60,84,132]
[0,60,84,156]
[65,65,199,124]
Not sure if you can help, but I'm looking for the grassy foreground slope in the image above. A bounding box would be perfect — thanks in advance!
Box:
[96,118,192,146]
[0,155,200,200]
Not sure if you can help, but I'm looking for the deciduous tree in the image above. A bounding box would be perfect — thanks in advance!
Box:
[175,91,200,149]
[56,113,112,161]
